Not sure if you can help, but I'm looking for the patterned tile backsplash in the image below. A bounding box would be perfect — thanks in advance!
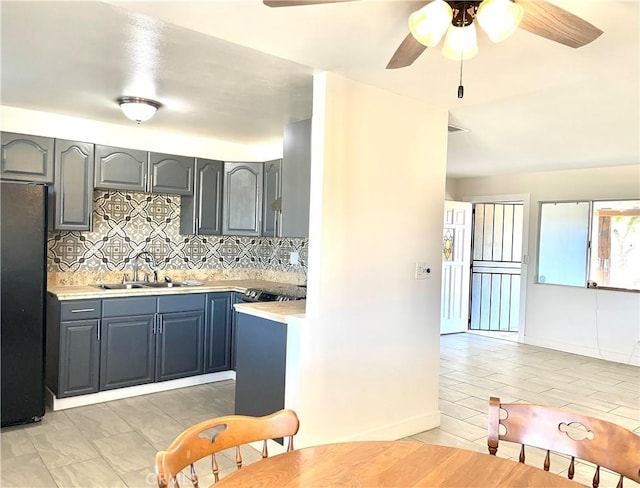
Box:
[47,191,307,276]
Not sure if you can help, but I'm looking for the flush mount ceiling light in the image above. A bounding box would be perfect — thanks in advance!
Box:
[117,96,162,123]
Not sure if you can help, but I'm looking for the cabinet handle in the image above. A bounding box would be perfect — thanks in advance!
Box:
[158,314,164,334]
[153,313,157,334]
[195,217,199,234]
[143,173,148,192]
[71,308,95,313]
[97,319,101,341]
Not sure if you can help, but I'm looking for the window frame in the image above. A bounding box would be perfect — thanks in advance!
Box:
[536,199,640,292]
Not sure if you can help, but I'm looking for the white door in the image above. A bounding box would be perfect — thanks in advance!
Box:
[441,201,472,334]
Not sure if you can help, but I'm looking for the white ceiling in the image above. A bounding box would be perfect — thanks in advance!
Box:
[1,0,638,177]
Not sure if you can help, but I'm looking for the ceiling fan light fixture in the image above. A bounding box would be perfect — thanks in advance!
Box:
[408,0,453,47]
[117,96,162,123]
[476,0,524,43]
[442,23,478,60]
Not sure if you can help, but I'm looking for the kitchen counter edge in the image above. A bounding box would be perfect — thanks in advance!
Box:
[48,280,302,301]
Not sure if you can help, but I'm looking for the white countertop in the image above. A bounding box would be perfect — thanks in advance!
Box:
[233,300,306,324]
[48,279,305,301]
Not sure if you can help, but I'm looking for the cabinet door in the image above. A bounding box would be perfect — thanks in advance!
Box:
[94,145,147,192]
[1,132,54,183]
[205,293,232,373]
[180,159,224,235]
[156,311,204,382]
[100,315,155,390]
[149,152,195,195]
[58,320,100,398]
[281,119,311,237]
[53,139,94,231]
[222,162,263,236]
[262,159,282,237]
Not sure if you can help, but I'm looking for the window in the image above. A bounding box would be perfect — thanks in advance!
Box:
[537,200,640,291]
[589,200,640,290]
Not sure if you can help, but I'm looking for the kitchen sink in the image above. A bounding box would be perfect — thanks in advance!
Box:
[140,282,182,288]
[94,283,146,290]
[92,282,183,290]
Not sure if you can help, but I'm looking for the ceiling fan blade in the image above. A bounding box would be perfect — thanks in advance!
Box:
[386,33,427,69]
[263,0,358,7]
[517,0,603,48]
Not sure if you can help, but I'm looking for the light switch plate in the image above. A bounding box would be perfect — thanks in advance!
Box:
[289,251,299,265]
[415,262,431,280]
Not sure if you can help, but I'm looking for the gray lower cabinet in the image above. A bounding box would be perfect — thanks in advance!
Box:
[149,152,195,195]
[46,298,102,399]
[223,162,263,236]
[205,293,232,373]
[52,139,94,230]
[234,313,286,419]
[1,132,54,183]
[180,159,224,235]
[47,293,224,398]
[262,159,282,237]
[281,119,311,237]
[94,144,147,192]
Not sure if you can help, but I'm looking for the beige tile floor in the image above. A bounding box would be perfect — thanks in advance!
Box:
[1,332,639,488]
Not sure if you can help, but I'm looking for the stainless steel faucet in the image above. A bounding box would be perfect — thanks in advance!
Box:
[132,251,155,282]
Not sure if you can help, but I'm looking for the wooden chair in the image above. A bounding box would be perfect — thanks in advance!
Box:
[487,396,640,488]
[156,409,299,487]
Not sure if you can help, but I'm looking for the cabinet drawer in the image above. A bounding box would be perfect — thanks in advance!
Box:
[61,300,101,321]
[102,297,156,317]
[158,294,205,313]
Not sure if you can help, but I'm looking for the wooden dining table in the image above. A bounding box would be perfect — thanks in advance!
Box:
[214,441,583,487]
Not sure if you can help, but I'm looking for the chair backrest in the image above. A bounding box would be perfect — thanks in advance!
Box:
[156,409,300,487]
[487,396,640,488]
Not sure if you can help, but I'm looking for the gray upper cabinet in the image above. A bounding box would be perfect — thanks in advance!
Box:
[94,145,147,192]
[223,162,264,236]
[262,159,282,237]
[149,152,194,195]
[281,119,312,238]
[180,158,224,235]
[1,132,54,183]
[53,139,94,231]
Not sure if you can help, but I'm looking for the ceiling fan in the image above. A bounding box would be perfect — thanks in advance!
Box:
[262,0,603,70]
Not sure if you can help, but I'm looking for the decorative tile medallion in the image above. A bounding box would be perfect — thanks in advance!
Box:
[48,191,308,274]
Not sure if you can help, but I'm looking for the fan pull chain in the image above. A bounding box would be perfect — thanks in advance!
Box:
[458,3,467,99]
[458,56,464,99]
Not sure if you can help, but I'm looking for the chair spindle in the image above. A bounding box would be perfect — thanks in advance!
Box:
[212,453,220,483]
[593,465,600,488]
[568,456,575,479]
[519,444,525,463]
[616,474,624,488]
[190,463,199,488]
[262,439,269,458]
[544,450,550,471]
[235,445,243,470]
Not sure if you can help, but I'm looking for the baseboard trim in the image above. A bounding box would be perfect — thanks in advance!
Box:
[343,411,441,443]
[47,371,236,411]
[523,336,640,366]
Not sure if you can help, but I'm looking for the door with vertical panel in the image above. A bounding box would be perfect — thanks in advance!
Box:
[440,201,472,334]
[470,203,523,331]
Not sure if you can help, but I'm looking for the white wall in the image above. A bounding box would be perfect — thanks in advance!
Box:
[287,73,448,447]
[0,105,282,161]
[453,164,640,366]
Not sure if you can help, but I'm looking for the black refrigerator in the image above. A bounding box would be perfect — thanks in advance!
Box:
[1,182,47,426]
